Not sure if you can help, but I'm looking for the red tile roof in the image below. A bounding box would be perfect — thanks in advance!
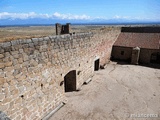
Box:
[114,33,160,49]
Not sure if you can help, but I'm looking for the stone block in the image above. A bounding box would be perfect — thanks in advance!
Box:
[26,39,32,43]
[4,62,12,67]
[11,89,19,95]
[0,63,5,69]
[44,37,50,41]
[3,42,11,48]
[4,52,10,57]
[11,40,19,46]
[0,93,5,102]
[19,86,26,93]
[18,58,23,64]
[38,38,43,42]
[3,83,9,88]
[17,75,27,81]
[23,54,29,61]
[13,69,21,76]
[22,44,29,48]
[13,54,19,59]
[0,54,4,59]
[29,43,34,47]
[4,47,12,52]
[10,51,19,55]
[6,73,14,82]
[22,61,29,67]
[4,66,14,72]
[30,59,38,67]
[3,88,10,98]
[32,38,39,42]
[12,59,18,66]
[0,47,4,54]
[19,49,24,53]
[2,97,11,104]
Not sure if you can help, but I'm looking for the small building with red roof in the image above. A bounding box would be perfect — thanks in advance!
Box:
[111,27,160,64]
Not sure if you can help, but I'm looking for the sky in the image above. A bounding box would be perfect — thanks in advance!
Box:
[0,0,160,25]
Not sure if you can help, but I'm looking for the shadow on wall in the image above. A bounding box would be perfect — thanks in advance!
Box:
[110,60,160,69]
[0,111,11,120]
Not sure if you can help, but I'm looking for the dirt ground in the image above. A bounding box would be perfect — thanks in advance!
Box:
[49,62,160,120]
[0,25,117,42]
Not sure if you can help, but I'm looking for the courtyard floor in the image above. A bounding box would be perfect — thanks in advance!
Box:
[49,62,160,120]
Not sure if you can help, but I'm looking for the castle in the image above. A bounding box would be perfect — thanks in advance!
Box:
[0,24,160,120]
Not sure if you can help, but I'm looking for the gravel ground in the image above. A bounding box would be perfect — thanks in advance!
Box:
[49,62,160,120]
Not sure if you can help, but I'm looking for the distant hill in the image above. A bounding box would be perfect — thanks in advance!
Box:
[0,18,160,26]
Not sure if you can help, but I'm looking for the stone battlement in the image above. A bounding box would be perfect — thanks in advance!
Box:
[0,28,120,120]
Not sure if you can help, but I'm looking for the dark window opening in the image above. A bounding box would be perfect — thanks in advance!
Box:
[121,51,124,55]
[94,59,100,71]
[150,52,160,64]
[64,70,76,92]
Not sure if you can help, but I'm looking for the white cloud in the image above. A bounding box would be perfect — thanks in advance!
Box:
[0,12,91,20]
[0,12,50,19]
[53,12,91,20]
[0,12,159,22]
[113,15,160,21]
[113,15,130,19]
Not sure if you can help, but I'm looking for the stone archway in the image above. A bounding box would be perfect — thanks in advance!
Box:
[64,70,76,92]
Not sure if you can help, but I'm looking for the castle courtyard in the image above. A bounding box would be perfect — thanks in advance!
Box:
[49,62,160,120]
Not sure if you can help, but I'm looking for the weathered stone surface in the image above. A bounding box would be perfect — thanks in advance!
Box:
[0,77,6,85]
[18,58,23,64]
[12,59,18,66]
[11,89,19,95]
[11,40,19,46]
[0,111,11,120]
[0,54,4,59]
[4,62,12,67]
[0,47,4,54]
[0,93,5,102]
[22,54,29,61]
[3,42,11,48]
[1,103,9,111]
[0,29,121,120]
[4,67,14,72]
[10,51,19,55]
[0,63,5,69]
[22,61,29,67]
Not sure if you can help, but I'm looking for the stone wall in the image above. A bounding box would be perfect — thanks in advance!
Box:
[0,28,120,120]
[139,49,160,64]
[111,46,160,64]
[111,46,132,62]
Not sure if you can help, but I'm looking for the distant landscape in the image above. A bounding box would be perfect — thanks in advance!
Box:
[0,23,160,43]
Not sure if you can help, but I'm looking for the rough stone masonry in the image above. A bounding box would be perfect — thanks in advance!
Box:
[0,28,120,120]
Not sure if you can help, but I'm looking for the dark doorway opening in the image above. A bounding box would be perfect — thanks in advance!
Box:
[150,52,160,64]
[94,59,100,71]
[64,70,76,92]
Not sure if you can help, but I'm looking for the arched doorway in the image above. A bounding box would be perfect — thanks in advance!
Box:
[64,70,76,92]
[150,52,160,64]
[94,59,100,71]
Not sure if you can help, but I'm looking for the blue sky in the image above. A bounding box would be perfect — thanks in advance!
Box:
[0,0,160,24]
